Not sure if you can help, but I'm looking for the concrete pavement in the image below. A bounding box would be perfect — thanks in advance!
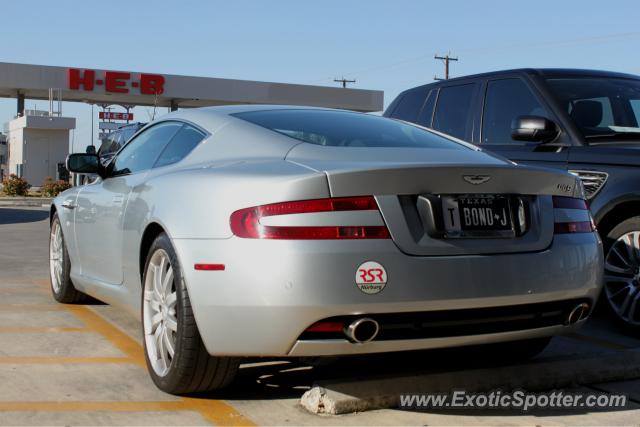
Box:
[1,206,639,426]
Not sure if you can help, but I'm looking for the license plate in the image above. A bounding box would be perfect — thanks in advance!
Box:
[442,195,514,238]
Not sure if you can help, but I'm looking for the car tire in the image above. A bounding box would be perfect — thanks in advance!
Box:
[142,232,240,394]
[49,212,87,303]
[602,216,640,334]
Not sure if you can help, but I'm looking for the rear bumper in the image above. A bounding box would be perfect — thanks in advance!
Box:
[288,324,582,356]
[172,233,602,357]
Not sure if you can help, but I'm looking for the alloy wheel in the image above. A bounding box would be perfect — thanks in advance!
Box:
[49,220,64,293]
[143,249,178,377]
[604,231,640,326]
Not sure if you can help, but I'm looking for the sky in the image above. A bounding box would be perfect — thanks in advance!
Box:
[1,0,640,151]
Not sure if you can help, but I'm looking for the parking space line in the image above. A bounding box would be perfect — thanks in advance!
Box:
[566,332,631,350]
[62,304,256,426]
[63,305,146,366]
[0,356,133,364]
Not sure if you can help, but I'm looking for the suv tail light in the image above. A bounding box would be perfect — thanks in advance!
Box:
[552,196,596,234]
[230,196,391,239]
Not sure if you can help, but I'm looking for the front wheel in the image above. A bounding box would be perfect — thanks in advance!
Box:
[142,233,239,394]
[603,217,640,333]
[49,213,87,303]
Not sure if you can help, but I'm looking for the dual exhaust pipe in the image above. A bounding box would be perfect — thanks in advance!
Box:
[344,317,379,343]
[337,302,589,344]
[565,302,591,326]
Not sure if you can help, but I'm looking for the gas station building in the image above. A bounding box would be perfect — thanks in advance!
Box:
[0,62,383,185]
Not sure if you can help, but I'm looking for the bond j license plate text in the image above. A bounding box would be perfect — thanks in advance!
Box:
[442,195,513,236]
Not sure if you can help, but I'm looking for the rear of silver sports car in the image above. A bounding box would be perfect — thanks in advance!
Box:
[174,162,602,357]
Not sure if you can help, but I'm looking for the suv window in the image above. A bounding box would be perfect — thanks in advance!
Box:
[416,89,437,127]
[391,88,428,122]
[154,124,206,168]
[432,83,478,140]
[482,78,549,144]
[111,122,182,176]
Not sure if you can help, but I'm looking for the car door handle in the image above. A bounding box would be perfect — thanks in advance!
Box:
[61,200,77,209]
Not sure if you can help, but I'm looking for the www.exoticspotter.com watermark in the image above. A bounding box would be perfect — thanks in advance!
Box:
[400,390,628,412]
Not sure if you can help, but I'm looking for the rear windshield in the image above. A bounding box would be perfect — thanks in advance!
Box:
[232,109,467,149]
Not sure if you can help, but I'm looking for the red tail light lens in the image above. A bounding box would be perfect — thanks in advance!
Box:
[552,196,596,234]
[230,196,391,239]
[552,196,588,210]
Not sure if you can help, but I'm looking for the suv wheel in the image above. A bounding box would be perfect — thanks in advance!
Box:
[603,217,640,333]
[142,233,240,394]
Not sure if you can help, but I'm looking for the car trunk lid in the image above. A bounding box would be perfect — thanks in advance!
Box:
[286,144,581,255]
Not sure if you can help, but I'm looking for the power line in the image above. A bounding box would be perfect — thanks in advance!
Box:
[334,77,356,88]
[434,52,458,80]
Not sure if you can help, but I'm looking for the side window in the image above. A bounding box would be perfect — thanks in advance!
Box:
[432,83,478,140]
[482,79,549,144]
[630,99,640,125]
[111,122,182,176]
[390,88,429,122]
[154,124,206,168]
[416,89,437,127]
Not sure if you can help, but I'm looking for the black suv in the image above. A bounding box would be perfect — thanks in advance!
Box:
[386,69,640,332]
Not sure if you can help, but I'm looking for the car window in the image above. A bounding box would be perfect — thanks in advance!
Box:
[631,99,640,124]
[390,88,429,122]
[111,122,182,176]
[432,83,478,140]
[547,78,640,139]
[154,124,206,168]
[482,79,550,144]
[416,89,437,127]
[567,97,614,128]
[233,109,470,149]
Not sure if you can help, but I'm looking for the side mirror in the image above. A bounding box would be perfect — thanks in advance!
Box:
[511,115,559,143]
[66,153,101,174]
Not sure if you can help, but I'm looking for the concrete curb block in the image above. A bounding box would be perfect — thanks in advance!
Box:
[300,349,640,415]
[0,198,52,207]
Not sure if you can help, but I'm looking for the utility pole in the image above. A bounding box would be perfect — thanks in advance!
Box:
[334,77,356,88]
[434,52,458,81]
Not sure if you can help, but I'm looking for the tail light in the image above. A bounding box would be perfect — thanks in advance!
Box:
[552,196,596,234]
[230,196,391,239]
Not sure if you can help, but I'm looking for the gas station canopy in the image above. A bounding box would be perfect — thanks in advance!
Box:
[0,62,383,112]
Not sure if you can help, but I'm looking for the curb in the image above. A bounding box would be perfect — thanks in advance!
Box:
[0,198,53,208]
[300,349,640,415]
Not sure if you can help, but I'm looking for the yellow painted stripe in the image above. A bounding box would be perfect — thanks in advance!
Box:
[566,332,631,350]
[181,397,256,426]
[64,305,256,426]
[63,305,145,366]
[0,327,88,333]
[0,357,133,364]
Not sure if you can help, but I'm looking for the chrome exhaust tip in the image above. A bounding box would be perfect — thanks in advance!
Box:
[345,318,379,343]
[565,302,591,325]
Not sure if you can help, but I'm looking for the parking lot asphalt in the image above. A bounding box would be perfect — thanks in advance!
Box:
[1,206,640,426]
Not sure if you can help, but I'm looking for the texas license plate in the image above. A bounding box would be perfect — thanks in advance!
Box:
[442,195,514,237]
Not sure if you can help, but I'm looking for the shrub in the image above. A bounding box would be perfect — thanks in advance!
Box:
[41,177,71,197]
[1,174,31,196]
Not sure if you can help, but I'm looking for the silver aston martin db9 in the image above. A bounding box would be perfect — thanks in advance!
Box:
[52,105,602,394]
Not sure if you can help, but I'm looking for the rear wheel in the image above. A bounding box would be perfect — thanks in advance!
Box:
[142,233,239,394]
[603,217,640,333]
[49,213,87,303]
